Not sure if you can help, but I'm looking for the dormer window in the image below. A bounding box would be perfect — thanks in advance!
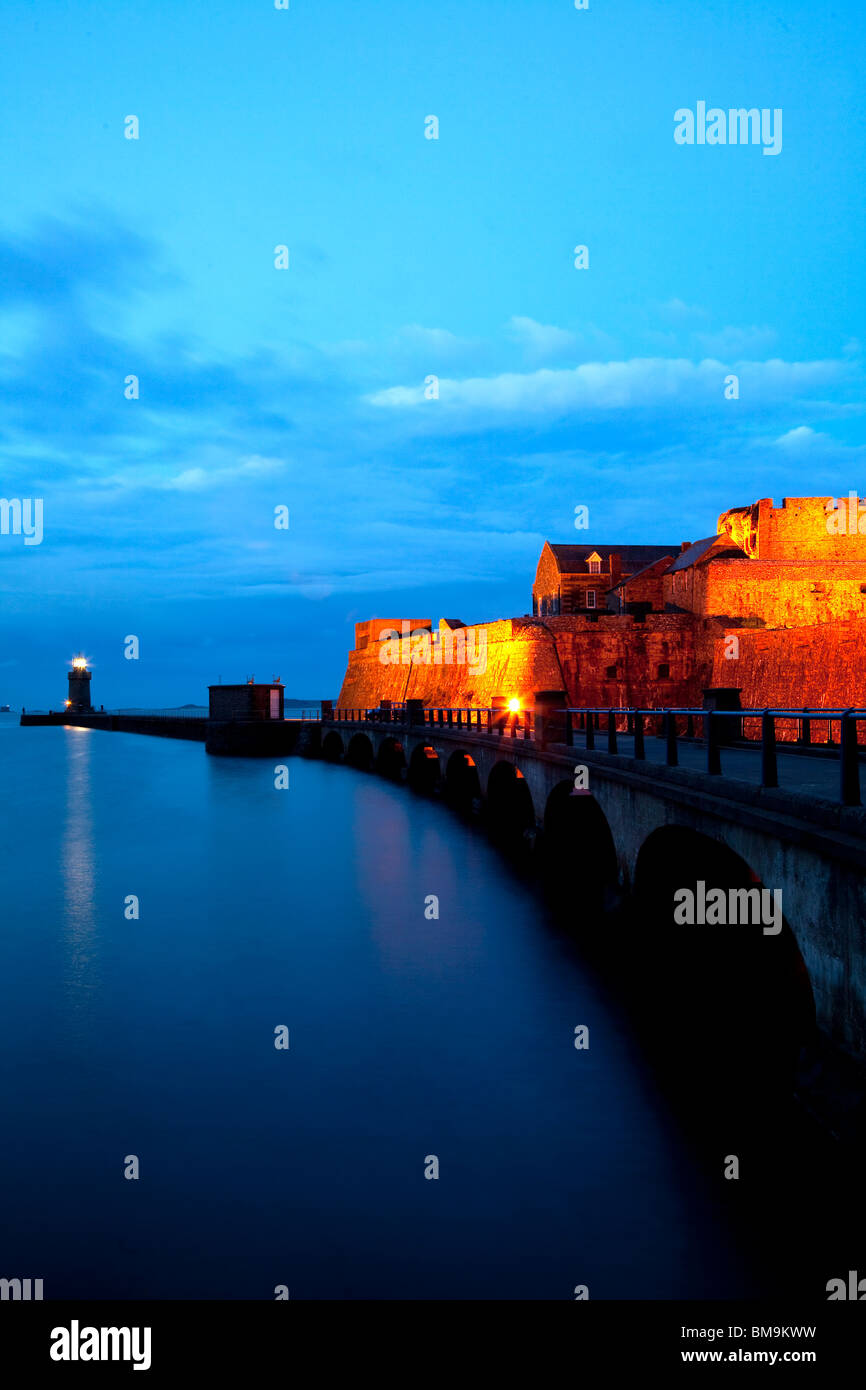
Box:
[587,552,603,574]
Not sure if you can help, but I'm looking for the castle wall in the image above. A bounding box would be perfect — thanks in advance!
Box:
[719,496,866,561]
[337,615,705,710]
[337,619,566,710]
[338,612,866,720]
[706,622,866,711]
[760,496,866,560]
[542,615,701,707]
[353,618,431,651]
[670,559,866,626]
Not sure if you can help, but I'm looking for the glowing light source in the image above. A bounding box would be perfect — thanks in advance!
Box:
[508,697,521,712]
[72,657,87,670]
[64,700,71,707]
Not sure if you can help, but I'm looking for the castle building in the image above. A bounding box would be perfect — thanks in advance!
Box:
[532,543,678,617]
[337,497,866,715]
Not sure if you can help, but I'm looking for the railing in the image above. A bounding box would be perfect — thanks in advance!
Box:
[97,707,209,720]
[566,706,866,807]
[327,704,866,807]
[30,705,325,723]
[332,705,536,739]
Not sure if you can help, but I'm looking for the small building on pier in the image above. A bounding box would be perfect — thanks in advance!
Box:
[208,679,284,722]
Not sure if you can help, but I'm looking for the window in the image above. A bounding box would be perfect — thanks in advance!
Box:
[585,589,597,609]
[606,664,618,679]
[657,663,670,680]
[269,688,281,719]
[588,558,602,574]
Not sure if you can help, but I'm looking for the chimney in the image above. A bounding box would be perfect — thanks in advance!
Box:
[680,541,691,552]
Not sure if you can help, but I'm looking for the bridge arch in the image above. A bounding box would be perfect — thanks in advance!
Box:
[408,743,441,794]
[542,779,618,918]
[486,760,536,854]
[321,730,345,762]
[444,749,483,813]
[346,732,374,771]
[376,736,407,781]
[631,824,816,1103]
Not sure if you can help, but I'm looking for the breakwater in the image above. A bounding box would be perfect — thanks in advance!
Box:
[20,710,308,756]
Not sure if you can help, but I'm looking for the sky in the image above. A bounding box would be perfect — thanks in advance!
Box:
[0,0,864,705]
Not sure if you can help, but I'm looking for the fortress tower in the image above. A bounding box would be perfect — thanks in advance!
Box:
[67,656,92,712]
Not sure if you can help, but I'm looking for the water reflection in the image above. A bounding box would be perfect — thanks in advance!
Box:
[61,727,98,1031]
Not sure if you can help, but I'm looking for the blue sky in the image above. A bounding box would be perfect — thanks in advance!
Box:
[1,0,864,703]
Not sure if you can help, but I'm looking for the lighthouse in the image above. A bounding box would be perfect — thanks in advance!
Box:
[67,656,92,712]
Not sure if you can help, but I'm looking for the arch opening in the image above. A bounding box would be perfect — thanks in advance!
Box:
[444,749,482,814]
[408,743,441,795]
[321,731,344,763]
[376,737,407,782]
[542,779,618,922]
[631,825,816,1110]
[346,732,374,771]
[486,760,536,859]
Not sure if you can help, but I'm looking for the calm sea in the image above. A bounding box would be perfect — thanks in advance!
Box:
[0,715,782,1299]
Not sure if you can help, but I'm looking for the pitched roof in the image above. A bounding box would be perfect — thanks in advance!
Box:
[548,543,680,574]
[668,535,748,573]
[610,554,676,590]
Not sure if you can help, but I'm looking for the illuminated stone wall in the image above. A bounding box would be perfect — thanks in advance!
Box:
[667,559,866,626]
[337,618,566,710]
[718,495,866,561]
[337,496,866,714]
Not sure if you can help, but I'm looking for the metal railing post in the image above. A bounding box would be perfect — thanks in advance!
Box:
[841,710,861,806]
[799,708,811,746]
[665,711,678,766]
[607,709,617,754]
[566,711,573,748]
[633,711,645,760]
[761,710,778,788]
[705,711,722,775]
[585,711,595,750]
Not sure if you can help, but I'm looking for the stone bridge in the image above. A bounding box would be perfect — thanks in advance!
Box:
[312,709,866,1075]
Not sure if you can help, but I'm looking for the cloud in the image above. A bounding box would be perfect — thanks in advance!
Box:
[507,316,577,359]
[1,211,864,616]
[655,298,709,325]
[164,467,209,492]
[773,425,826,451]
[771,426,866,466]
[696,325,778,358]
[366,356,851,420]
[0,210,174,309]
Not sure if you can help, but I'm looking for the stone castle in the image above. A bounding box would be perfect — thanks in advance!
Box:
[337,496,866,712]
